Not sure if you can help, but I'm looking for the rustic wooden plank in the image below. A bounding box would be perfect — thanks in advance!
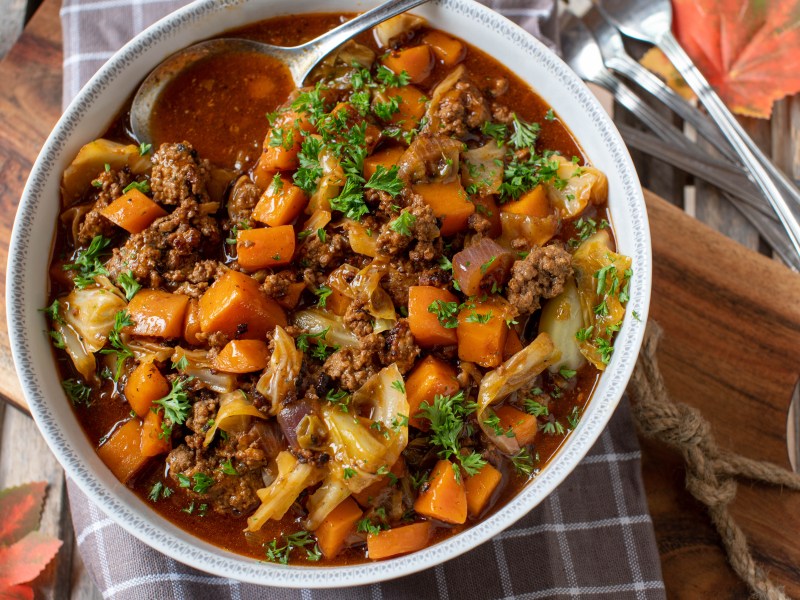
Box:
[643,190,800,598]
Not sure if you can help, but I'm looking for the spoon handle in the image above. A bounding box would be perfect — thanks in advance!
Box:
[658,30,800,259]
[292,0,430,82]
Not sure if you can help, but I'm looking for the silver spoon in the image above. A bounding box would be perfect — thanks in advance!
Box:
[130,0,429,145]
[595,0,800,260]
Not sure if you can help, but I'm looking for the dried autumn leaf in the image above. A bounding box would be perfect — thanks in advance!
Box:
[0,482,46,546]
[639,47,695,101]
[0,531,62,588]
[0,585,34,600]
[671,0,800,118]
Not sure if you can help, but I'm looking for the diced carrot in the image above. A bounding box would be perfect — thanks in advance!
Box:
[213,339,270,373]
[127,289,190,339]
[464,463,502,518]
[352,458,406,507]
[408,286,459,348]
[385,86,427,131]
[183,298,202,346]
[367,521,432,560]
[413,459,467,524]
[275,281,306,310]
[125,361,170,418]
[252,176,308,226]
[405,356,459,430]
[457,297,510,368]
[251,154,277,191]
[421,31,466,67]
[503,328,524,360]
[236,225,295,271]
[501,185,551,218]
[259,111,314,171]
[494,405,538,446]
[315,497,363,558]
[413,180,475,236]
[97,419,148,483]
[326,287,352,317]
[363,146,405,180]
[100,189,167,234]
[140,410,171,457]
[199,270,287,339]
[381,45,434,84]
[471,195,502,238]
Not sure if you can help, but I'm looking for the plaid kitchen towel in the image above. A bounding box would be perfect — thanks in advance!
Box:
[61,1,666,597]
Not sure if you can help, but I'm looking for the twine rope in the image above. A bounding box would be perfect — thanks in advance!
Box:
[628,322,800,600]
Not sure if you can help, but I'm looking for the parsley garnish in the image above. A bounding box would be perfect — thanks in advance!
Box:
[314,285,332,308]
[524,398,549,418]
[343,467,357,480]
[63,235,111,288]
[373,95,402,121]
[356,516,384,536]
[326,389,351,412]
[465,311,492,324]
[376,65,411,87]
[510,448,535,476]
[191,473,214,494]
[481,121,507,145]
[265,531,322,564]
[330,177,369,221]
[117,270,141,301]
[154,376,192,433]
[99,310,134,381]
[428,299,460,329]
[41,299,64,325]
[391,379,405,394]
[365,165,404,197]
[544,108,556,121]
[220,460,238,476]
[138,142,153,155]
[122,180,151,195]
[559,367,577,379]
[389,211,416,236]
[62,378,92,406]
[510,114,540,150]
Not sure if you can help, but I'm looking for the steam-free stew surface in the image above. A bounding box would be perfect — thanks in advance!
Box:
[48,13,629,564]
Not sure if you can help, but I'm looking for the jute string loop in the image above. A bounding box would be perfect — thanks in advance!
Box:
[628,322,800,600]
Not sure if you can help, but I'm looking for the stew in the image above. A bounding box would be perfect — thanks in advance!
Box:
[44,12,632,565]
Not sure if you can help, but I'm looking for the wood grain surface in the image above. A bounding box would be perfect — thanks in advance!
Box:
[0,0,799,598]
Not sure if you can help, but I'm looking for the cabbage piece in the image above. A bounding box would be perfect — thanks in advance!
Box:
[204,390,267,447]
[351,260,396,322]
[373,13,425,47]
[60,204,92,244]
[423,66,465,134]
[397,134,463,184]
[299,209,332,241]
[293,309,359,348]
[307,146,344,213]
[171,347,236,393]
[344,219,378,258]
[544,155,608,219]
[256,326,303,415]
[61,139,151,206]
[461,143,505,194]
[53,277,127,380]
[305,472,352,530]
[247,451,324,532]
[538,278,586,373]
[476,333,560,453]
[128,339,174,364]
[572,230,632,370]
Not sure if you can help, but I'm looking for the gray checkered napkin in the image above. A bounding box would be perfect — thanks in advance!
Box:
[61,1,666,597]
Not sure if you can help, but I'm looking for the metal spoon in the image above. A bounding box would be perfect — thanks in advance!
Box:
[130,0,428,145]
[594,0,800,260]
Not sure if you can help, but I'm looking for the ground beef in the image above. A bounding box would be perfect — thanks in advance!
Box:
[227,175,260,225]
[322,333,383,391]
[343,294,374,338]
[296,233,350,273]
[150,142,211,205]
[105,194,221,289]
[170,260,227,298]
[261,270,297,301]
[364,188,397,213]
[491,102,514,125]
[379,319,419,374]
[506,244,573,315]
[76,168,132,244]
[468,210,493,236]
[485,77,509,98]
[382,259,420,307]
[184,395,219,449]
[376,194,439,258]
[417,266,451,288]
[432,81,491,138]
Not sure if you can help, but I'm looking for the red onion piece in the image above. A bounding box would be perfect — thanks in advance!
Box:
[452,238,514,296]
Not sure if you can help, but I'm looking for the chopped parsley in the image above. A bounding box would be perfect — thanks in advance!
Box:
[427,299,460,329]
[41,299,64,324]
[329,177,369,221]
[389,211,416,236]
[509,114,540,150]
[465,311,492,324]
[510,448,535,476]
[62,378,92,406]
[138,142,153,155]
[117,270,141,301]
[153,376,192,434]
[365,165,404,197]
[326,388,351,412]
[391,379,405,394]
[481,121,507,145]
[98,310,134,381]
[63,235,111,288]
[122,180,151,195]
[375,65,411,87]
[524,398,549,418]
[313,285,332,308]
[265,531,322,564]
[559,367,577,379]
[220,460,238,476]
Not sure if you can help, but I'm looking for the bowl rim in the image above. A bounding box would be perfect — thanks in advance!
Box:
[7,0,651,587]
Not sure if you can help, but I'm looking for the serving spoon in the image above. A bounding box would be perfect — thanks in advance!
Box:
[595,0,800,260]
[130,0,429,145]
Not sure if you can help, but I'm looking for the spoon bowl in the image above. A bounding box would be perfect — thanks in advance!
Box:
[130,0,428,144]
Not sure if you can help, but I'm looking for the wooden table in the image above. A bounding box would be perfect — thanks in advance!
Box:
[1,1,799,598]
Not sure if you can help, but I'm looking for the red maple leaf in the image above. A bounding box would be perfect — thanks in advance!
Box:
[0,585,33,600]
[0,482,46,546]
[672,0,800,118]
[0,532,62,588]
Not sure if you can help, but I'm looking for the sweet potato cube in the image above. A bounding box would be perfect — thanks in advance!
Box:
[408,286,459,347]
[465,463,502,518]
[183,298,202,345]
[141,411,171,457]
[125,361,170,417]
[385,86,427,131]
[413,459,467,524]
[100,189,167,234]
[236,225,295,271]
[503,328,524,360]
[367,522,432,560]
[363,146,405,180]
[381,46,434,84]
[198,270,287,339]
[494,405,538,446]
[315,497,364,559]
[413,181,474,236]
[457,298,509,368]
[405,356,459,430]
[127,289,190,339]
[501,185,551,219]
[275,281,306,310]
[252,176,308,226]
[422,31,466,66]
[97,419,148,483]
[213,339,270,373]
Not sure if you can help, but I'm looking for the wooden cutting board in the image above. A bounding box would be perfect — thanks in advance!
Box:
[0,1,799,596]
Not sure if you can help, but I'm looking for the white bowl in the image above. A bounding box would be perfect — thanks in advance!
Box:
[7,0,651,587]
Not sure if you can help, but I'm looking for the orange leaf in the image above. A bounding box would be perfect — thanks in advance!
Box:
[0,532,62,588]
[0,585,34,600]
[0,482,46,546]
[671,0,800,118]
